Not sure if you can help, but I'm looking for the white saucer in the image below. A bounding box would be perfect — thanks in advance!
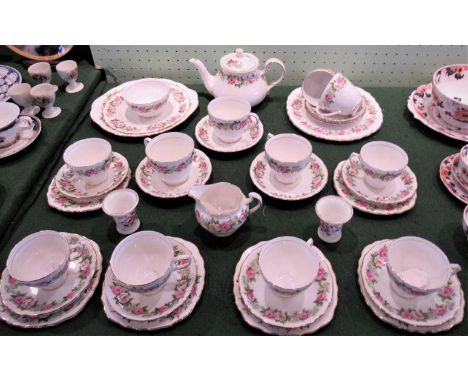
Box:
[439,153,468,204]
[233,241,338,335]
[104,238,196,321]
[47,170,131,213]
[341,159,417,205]
[0,237,103,329]
[55,152,129,198]
[239,241,333,329]
[334,161,417,215]
[249,151,328,201]
[101,237,205,331]
[286,87,383,142]
[195,115,263,153]
[358,240,464,333]
[408,83,468,142]
[135,149,212,199]
[0,115,41,159]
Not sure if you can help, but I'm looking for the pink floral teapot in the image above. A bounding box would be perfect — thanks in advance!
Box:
[188,182,262,237]
[189,48,286,107]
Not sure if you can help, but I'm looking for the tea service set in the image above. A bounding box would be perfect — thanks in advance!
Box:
[1,48,467,334]
[0,59,85,160]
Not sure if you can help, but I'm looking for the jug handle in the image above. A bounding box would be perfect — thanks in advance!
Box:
[263,58,286,91]
[246,192,263,214]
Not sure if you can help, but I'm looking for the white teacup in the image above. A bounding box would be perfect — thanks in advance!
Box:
[315,195,353,243]
[317,73,363,117]
[259,236,319,294]
[7,83,40,116]
[387,236,461,298]
[63,138,112,187]
[103,189,141,235]
[301,68,335,108]
[144,132,194,186]
[463,205,468,241]
[457,144,468,185]
[27,62,52,84]
[349,141,409,189]
[56,60,84,94]
[122,79,170,118]
[0,103,34,148]
[265,133,312,184]
[207,97,259,143]
[6,231,71,290]
[110,231,192,294]
[30,83,61,119]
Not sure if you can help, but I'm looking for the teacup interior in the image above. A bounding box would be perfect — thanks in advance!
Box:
[30,83,56,97]
[266,135,311,163]
[316,196,353,224]
[260,238,318,290]
[29,62,50,73]
[361,142,408,172]
[388,237,450,289]
[0,103,20,128]
[302,69,334,106]
[10,232,68,281]
[103,190,138,215]
[123,80,169,104]
[147,136,193,163]
[113,234,173,285]
[436,66,468,101]
[208,98,250,121]
[7,83,31,97]
[64,139,111,167]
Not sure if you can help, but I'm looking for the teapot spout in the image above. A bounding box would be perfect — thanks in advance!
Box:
[189,58,215,96]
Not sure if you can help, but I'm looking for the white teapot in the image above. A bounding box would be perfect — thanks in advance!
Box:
[188,182,262,237]
[189,48,286,107]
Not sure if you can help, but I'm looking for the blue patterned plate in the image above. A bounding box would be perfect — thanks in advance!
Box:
[0,65,22,102]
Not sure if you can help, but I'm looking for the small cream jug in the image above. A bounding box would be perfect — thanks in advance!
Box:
[188,182,262,237]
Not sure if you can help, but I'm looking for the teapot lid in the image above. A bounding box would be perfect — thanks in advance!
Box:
[220,48,259,75]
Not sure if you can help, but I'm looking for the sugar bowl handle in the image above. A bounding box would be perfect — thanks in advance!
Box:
[246,192,263,214]
[263,58,286,91]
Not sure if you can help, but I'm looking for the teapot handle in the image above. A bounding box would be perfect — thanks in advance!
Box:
[246,192,263,214]
[263,58,286,91]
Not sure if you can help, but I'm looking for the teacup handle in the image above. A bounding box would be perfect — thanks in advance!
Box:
[315,108,342,117]
[349,152,362,168]
[306,238,314,247]
[17,117,35,139]
[267,133,274,140]
[170,255,192,272]
[63,167,86,193]
[246,192,263,214]
[263,58,286,91]
[248,113,260,128]
[450,264,461,275]
[143,137,151,147]
[70,239,88,261]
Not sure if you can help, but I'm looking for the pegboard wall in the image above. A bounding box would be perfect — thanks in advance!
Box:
[90,45,468,87]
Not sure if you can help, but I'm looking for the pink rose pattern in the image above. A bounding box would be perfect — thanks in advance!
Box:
[365,244,457,322]
[321,74,347,108]
[5,238,94,313]
[104,87,189,133]
[109,245,193,318]
[242,256,330,324]
[217,70,261,88]
[196,207,249,236]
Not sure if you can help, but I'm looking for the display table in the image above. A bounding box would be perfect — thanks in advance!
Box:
[0,47,103,242]
[0,82,466,335]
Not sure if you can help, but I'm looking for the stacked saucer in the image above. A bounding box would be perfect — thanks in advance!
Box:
[440,145,468,203]
[249,133,328,201]
[0,113,41,160]
[47,138,131,212]
[233,237,338,335]
[90,78,198,138]
[101,232,205,331]
[358,238,464,333]
[286,69,383,142]
[333,142,418,215]
[0,231,102,329]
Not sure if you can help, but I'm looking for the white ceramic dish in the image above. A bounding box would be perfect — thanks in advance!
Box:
[195,115,263,153]
[250,151,328,201]
[91,79,198,137]
[439,154,468,204]
[136,149,211,199]
[286,87,383,141]
[0,115,41,159]
[0,64,22,102]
